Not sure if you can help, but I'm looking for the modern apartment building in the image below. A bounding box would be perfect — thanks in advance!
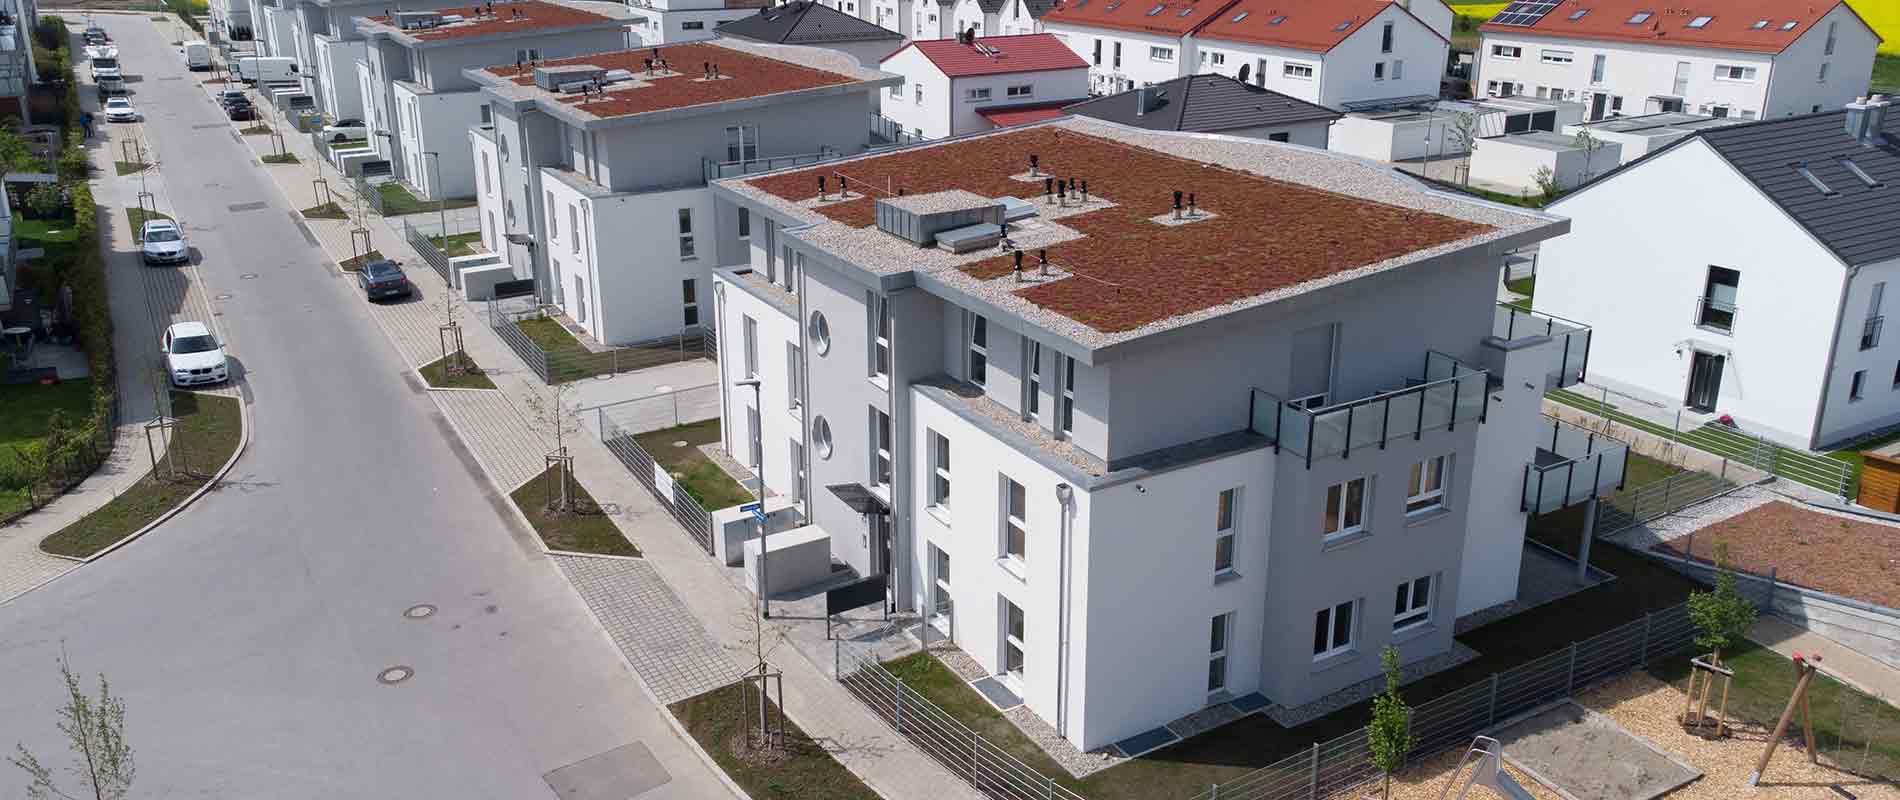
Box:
[707,115,1613,751]
[877,33,1088,140]
[1475,0,1879,121]
[246,0,471,118]
[463,39,896,346]
[0,0,38,121]
[714,1,905,69]
[356,1,632,200]
[208,0,252,40]
[627,0,770,47]
[1536,99,1900,450]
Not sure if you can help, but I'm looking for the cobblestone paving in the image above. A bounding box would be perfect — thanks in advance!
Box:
[553,554,746,704]
[431,390,548,492]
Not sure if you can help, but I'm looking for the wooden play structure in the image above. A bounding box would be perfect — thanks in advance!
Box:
[1747,651,1823,787]
[1679,653,1735,738]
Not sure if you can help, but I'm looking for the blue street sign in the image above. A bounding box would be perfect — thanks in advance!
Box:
[740,502,766,523]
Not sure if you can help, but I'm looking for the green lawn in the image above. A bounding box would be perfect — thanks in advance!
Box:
[670,682,882,800]
[14,215,80,247]
[1548,388,1850,495]
[338,250,384,272]
[633,419,754,511]
[515,316,590,360]
[113,161,149,176]
[508,466,638,556]
[430,232,483,258]
[261,152,299,164]
[418,351,495,390]
[300,201,347,220]
[0,379,97,521]
[125,208,175,243]
[40,392,241,559]
[883,652,1078,783]
[239,124,271,136]
[1877,54,1899,93]
[375,182,477,216]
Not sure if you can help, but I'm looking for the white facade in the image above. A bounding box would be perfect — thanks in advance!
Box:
[1043,24,1182,95]
[312,35,366,119]
[1537,135,1900,449]
[1194,6,1446,108]
[1476,3,1877,121]
[631,0,764,45]
[878,45,1088,139]
[392,82,484,199]
[1467,131,1620,192]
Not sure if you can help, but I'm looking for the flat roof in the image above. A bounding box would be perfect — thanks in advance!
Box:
[471,40,876,122]
[725,117,1560,347]
[1576,112,1738,136]
[359,1,624,43]
[1486,130,1588,151]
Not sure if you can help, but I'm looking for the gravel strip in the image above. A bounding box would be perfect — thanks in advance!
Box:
[1003,705,1123,778]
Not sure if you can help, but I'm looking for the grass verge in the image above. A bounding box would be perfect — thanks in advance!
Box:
[670,681,881,800]
[508,466,638,556]
[418,351,495,390]
[375,182,477,216]
[126,208,174,243]
[239,124,271,135]
[114,160,149,175]
[337,250,384,272]
[300,201,347,219]
[430,231,482,257]
[633,419,753,510]
[40,392,241,559]
[261,152,299,164]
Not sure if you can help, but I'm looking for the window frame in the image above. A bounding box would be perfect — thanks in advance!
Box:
[786,342,804,412]
[1851,369,1867,402]
[677,207,696,259]
[1207,612,1232,693]
[1059,355,1076,436]
[964,86,993,102]
[1001,599,1026,683]
[1006,84,1033,98]
[1393,575,1433,632]
[682,278,699,327]
[872,295,892,380]
[1149,45,1175,63]
[1490,44,1521,60]
[1214,487,1238,575]
[1283,61,1314,79]
[1313,600,1355,660]
[871,407,892,490]
[1025,340,1042,420]
[928,430,952,511]
[1406,455,1447,515]
[1322,477,1368,541]
[968,313,989,386]
[736,207,750,239]
[1002,475,1027,563]
[1540,49,1574,65]
[742,314,759,378]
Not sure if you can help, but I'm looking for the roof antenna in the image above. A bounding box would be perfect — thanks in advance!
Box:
[1080,179,1088,202]
[839,175,849,197]
[1188,191,1197,217]
[1056,178,1067,206]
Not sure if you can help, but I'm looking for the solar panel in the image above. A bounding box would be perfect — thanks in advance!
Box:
[1490,0,1561,27]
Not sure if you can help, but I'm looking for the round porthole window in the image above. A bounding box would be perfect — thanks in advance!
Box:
[812,416,834,459]
[808,310,831,355]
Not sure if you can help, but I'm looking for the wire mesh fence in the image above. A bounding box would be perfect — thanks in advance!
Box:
[590,384,720,437]
[484,302,711,384]
[599,410,716,554]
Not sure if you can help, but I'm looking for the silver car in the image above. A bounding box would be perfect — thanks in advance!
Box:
[141,219,189,265]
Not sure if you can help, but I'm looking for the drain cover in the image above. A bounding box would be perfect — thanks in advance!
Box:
[377,666,414,685]
[403,604,435,620]
[239,273,258,280]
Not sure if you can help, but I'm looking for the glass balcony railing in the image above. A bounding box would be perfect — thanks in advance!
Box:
[1494,303,1591,389]
[701,147,841,182]
[1521,416,1628,515]
[1249,351,1490,468]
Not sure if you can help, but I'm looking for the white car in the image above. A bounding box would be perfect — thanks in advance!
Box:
[321,118,368,142]
[163,322,229,387]
[140,219,189,265]
[102,97,138,122]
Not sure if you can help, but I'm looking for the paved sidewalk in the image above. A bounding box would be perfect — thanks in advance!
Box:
[232,93,984,799]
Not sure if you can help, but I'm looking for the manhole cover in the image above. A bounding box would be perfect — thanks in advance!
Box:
[239,273,258,280]
[403,604,435,619]
[377,666,414,685]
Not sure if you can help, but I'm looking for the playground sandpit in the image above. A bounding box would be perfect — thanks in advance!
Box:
[1492,701,1700,800]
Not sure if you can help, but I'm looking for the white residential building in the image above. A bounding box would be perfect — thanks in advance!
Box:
[1040,0,1208,96]
[713,1,905,69]
[247,0,474,118]
[877,33,1088,140]
[708,115,1615,753]
[208,0,252,40]
[1475,0,1880,121]
[355,2,632,200]
[627,0,769,46]
[1537,99,1900,450]
[464,39,897,346]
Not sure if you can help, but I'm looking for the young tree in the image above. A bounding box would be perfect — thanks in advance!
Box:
[524,382,581,510]
[1367,645,1414,799]
[1687,541,1758,664]
[1448,112,1480,185]
[1573,128,1603,185]
[1530,166,1561,201]
[9,653,136,800]
[26,182,65,219]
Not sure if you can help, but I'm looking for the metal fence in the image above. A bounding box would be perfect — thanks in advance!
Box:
[589,383,721,437]
[353,176,389,215]
[599,412,716,554]
[485,302,711,384]
[403,217,453,286]
[837,643,1090,800]
[1594,467,1740,535]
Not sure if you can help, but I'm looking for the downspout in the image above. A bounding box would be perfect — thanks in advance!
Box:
[885,287,911,612]
[715,279,731,454]
[1808,266,1859,449]
[1054,482,1074,737]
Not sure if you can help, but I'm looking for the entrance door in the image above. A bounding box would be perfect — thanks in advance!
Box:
[1686,352,1725,412]
[1590,93,1608,121]
[870,514,894,611]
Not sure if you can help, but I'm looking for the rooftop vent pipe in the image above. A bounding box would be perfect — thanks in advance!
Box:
[1845,95,1890,147]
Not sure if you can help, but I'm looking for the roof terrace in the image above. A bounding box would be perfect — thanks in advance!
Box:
[470,41,870,121]
[358,0,624,44]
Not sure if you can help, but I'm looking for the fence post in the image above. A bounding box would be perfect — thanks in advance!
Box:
[1308,742,1320,800]
[1050,777,1059,800]
[972,729,980,784]
[1639,612,1652,665]
[833,638,840,679]
[1487,673,1500,726]
[895,681,905,733]
[1566,642,1578,694]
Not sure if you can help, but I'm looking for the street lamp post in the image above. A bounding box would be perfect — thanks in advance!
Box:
[735,377,769,618]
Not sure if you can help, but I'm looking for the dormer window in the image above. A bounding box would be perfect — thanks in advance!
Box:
[1626,11,1651,24]
[1685,15,1711,28]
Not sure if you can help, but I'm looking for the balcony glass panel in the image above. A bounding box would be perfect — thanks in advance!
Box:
[1248,353,1488,466]
[1493,304,1593,389]
[1521,416,1630,515]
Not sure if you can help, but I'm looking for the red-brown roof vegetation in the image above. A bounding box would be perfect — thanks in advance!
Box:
[484,43,857,118]
[364,1,614,41]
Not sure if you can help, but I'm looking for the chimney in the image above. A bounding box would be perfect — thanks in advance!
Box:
[1135,82,1148,116]
[1845,95,1891,147]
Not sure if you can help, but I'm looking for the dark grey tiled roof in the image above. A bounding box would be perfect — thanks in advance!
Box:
[1699,109,1900,267]
[715,0,902,45]
[1062,74,1340,134]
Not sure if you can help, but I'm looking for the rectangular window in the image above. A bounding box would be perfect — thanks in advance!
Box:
[1313,600,1355,659]
[1059,356,1076,435]
[1322,478,1367,540]
[1284,62,1313,79]
[1393,575,1432,631]
[1207,613,1231,692]
[1699,266,1740,331]
[932,545,952,622]
[1269,132,1291,142]
[1851,370,1867,401]
[1892,361,1899,389]
[1113,41,1122,68]
[789,252,803,295]
[964,87,992,101]
[566,203,579,254]
[1006,84,1033,98]
[1025,341,1042,419]
[1407,456,1447,514]
[1150,46,1174,62]
[481,153,492,195]
[1380,20,1393,53]
[1825,20,1837,55]
[1002,476,1027,561]
[1541,49,1574,64]
[1491,44,1521,59]
[682,279,699,327]
[915,84,923,104]
[1714,65,1757,81]
[1092,38,1101,65]
[872,407,892,488]
[677,208,695,259]
[1373,61,1385,80]
[742,315,759,378]
[1686,15,1711,28]
[790,439,806,504]
[724,124,758,162]
[786,343,804,410]
[1819,62,1830,82]
[890,83,902,99]
[1002,599,1025,681]
[682,19,704,29]
[1214,488,1237,574]
[929,431,952,509]
[737,207,750,239]
[872,296,891,379]
[968,313,988,385]
[1393,59,1404,79]
[1591,54,1606,82]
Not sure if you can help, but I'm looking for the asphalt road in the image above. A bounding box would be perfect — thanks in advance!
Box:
[0,16,731,799]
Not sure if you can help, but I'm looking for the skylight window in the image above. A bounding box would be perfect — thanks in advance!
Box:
[1750,19,1767,29]
[1331,19,1351,31]
[1230,10,1247,21]
[1269,14,1286,24]
[1686,15,1712,28]
[1779,20,1797,30]
[1626,11,1651,24]
[1145,3,1163,15]
[1567,8,1588,20]
[1839,157,1881,188]
[1795,161,1836,196]
[1178,7,1193,17]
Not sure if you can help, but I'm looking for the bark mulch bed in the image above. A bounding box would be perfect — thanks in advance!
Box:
[483,44,852,119]
[746,127,1490,333]
[1653,500,1900,609]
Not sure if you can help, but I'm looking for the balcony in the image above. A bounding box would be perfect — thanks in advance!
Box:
[1249,351,1490,468]
[1493,303,1591,390]
[701,147,840,183]
[1862,316,1883,351]
[1695,295,1737,334]
[1521,416,1628,515]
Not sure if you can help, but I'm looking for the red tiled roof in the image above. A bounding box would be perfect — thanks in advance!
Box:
[887,33,1089,77]
[1041,0,1242,38]
[1477,0,1852,54]
[978,101,1071,126]
[363,0,617,42]
[1193,0,1409,52]
[484,43,858,119]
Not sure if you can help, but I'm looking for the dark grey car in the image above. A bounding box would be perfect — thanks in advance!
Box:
[357,259,413,301]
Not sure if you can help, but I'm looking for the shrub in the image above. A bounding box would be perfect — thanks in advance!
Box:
[57,144,88,182]
[25,182,63,217]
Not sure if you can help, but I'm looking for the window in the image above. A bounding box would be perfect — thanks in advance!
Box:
[928,431,952,509]
[1231,10,1248,21]
[1393,59,1404,79]
[1204,51,1226,66]
[681,19,704,29]
[1001,599,1026,682]
[1322,477,1367,540]
[682,279,699,327]
[1818,62,1830,82]
[1373,61,1385,80]
[872,296,891,379]
[968,314,988,385]
[790,440,806,503]
[1269,132,1291,142]
[737,207,750,239]
[915,83,923,104]
[1150,45,1174,62]
[1313,600,1354,659]
[1751,19,1767,29]
[1380,21,1393,53]
[1331,19,1351,31]
[1490,44,1521,59]
[808,310,831,355]
[812,416,833,459]
[1686,15,1711,28]
[1715,65,1757,81]
[514,47,539,63]
[1207,613,1231,692]
[1567,8,1587,20]
[1626,11,1650,24]
[1780,20,1798,31]
[931,545,952,622]
[1059,356,1076,435]
[1002,476,1027,561]
[725,124,758,162]
[742,315,759,377]
[1214,488,1237,574]
[567,204,579,253]
[889,83,902,99]
[1852,370,1868,401]
[1541,49,1574,64]
[677,208,695,258]
[1824,20,1837,55]
[1795,161,1835,196]
[872,407,892,488]
[1893,360,1900,389]
[481,153,492,195]
[1393,576,1432,631]
[1591,54,1606,82]
[1841,158,1881,188]
[1113,42,1122,68]
[1284,62,1314,79]
[1407,456,1447,514]
[1092,38,1101,65]
[1006,84,1033,98]
[1269,14,1285,24]
[965,87,993,101]
[789,252,803,295]
[786,343,804,410]
[1145,3,1162,15]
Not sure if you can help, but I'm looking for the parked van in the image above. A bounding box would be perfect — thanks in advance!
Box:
[182,41,211,71]
[89,55,121,81]
[234,56,297,84]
